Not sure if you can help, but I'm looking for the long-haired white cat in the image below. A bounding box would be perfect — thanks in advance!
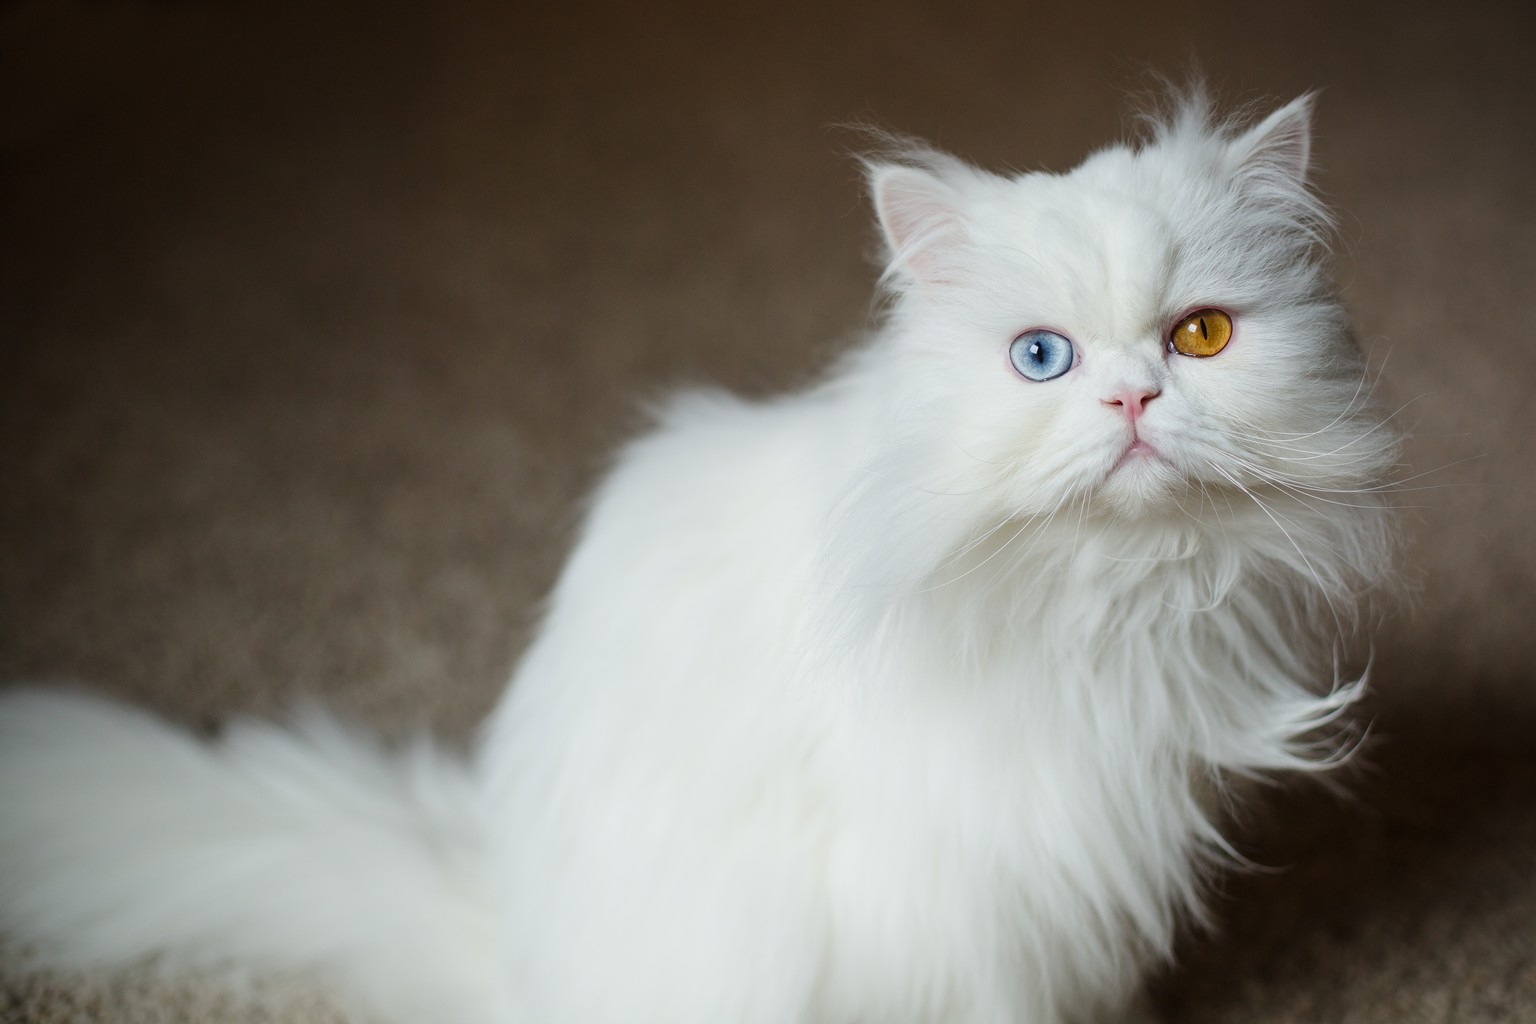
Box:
[0,89,1398,1023]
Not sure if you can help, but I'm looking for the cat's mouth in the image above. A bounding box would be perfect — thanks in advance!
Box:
[1108,439,1171,476]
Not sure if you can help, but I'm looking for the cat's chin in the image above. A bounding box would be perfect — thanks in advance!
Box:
[1093,446,1190,517]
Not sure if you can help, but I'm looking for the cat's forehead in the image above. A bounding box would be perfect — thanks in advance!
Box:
[983,156,1210,337]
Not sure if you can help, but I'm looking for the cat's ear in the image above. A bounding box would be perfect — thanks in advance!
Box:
[1224,94,1315,186]
[868,164,970,288]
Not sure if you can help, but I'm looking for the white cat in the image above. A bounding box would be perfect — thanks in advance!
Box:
[0,89,1398,1023]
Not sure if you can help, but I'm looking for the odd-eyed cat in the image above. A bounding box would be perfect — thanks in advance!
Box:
[0,89,1397,1023]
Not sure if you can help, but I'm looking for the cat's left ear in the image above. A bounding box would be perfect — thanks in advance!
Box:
[1224,93,1315,186]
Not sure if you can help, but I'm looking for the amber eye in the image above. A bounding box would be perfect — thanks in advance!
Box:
[1168,308,1233,358]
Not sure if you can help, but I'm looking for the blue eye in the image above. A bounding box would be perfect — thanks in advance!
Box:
[1008,330,1075,382]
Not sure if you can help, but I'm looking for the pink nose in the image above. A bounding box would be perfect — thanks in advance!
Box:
[1101,388,1160,424]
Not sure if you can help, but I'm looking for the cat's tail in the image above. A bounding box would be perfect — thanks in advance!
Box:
[0,687,507,1024]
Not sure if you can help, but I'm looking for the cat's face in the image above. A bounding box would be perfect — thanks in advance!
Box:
[869,96,1393,529]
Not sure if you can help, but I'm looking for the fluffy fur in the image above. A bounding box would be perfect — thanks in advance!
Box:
[0,90,1399,1023]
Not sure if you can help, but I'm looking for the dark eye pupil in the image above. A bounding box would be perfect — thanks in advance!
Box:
[1029,341,1045,363]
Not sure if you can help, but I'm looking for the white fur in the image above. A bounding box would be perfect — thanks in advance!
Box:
[0,689,506,1021]
[0,90,1398,1023]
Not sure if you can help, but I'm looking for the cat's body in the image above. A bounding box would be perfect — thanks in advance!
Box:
[0,91,1397,1024]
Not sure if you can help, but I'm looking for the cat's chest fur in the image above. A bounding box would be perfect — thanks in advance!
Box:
[806,543,1254,1019]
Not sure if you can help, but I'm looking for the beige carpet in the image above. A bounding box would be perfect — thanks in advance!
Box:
[2,0,1534,1019]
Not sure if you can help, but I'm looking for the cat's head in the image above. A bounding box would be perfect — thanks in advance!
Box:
[861,91,1397,537]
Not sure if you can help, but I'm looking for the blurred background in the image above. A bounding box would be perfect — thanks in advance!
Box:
[2,0,1533,1020]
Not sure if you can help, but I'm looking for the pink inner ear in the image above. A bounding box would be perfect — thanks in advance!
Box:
[871,165,968,287]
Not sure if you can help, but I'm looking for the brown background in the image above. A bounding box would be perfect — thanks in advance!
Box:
[2,0,1534,1020]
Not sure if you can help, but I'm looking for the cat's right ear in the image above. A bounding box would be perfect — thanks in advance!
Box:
[868,164,969,288]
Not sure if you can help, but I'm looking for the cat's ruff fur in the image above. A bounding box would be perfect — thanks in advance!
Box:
[0,91,1397,1023]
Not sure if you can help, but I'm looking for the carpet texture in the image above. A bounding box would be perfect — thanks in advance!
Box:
[2,0,1533,1020]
